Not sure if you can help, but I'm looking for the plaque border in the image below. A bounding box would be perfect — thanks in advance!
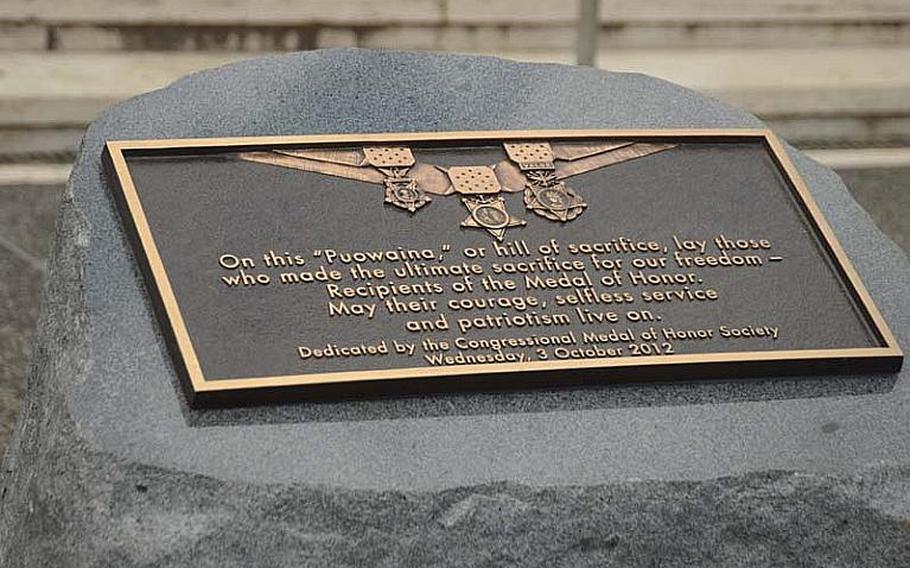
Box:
[103,129,903,406]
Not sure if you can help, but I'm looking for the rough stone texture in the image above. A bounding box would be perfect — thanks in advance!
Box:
[1,49,909,566]
[0,185,58,454]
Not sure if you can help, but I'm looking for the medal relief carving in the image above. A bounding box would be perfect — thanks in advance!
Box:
[237,140,676,240]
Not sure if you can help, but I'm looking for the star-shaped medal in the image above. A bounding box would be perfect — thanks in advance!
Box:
[524,181,586,222]
[460,196,525,241]
[383,176,430,213]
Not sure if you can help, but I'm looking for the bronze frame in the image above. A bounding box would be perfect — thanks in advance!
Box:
[103,129,903,406]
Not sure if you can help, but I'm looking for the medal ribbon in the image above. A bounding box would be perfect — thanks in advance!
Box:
[503,141,586,222]
[362,146,431,213]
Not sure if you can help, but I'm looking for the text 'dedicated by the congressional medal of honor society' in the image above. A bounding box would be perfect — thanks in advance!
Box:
[104,130,902,406]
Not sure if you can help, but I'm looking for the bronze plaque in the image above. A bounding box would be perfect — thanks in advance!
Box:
[103,129,902,406]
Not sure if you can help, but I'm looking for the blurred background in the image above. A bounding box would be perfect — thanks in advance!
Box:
[1,0,908,451]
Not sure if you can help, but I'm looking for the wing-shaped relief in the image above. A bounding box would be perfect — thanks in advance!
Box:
[236,140,675,240]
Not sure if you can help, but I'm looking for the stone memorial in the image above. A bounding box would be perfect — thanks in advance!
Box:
[2,50,909,566]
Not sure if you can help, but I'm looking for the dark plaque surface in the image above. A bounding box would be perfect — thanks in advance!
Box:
[103,130,902,406]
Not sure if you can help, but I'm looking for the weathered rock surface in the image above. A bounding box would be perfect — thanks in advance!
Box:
[2,49,909,566]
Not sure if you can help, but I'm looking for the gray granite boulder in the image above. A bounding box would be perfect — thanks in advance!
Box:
[2,49,909,567]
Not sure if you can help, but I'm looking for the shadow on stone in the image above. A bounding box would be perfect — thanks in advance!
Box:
[182,371,900,428]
